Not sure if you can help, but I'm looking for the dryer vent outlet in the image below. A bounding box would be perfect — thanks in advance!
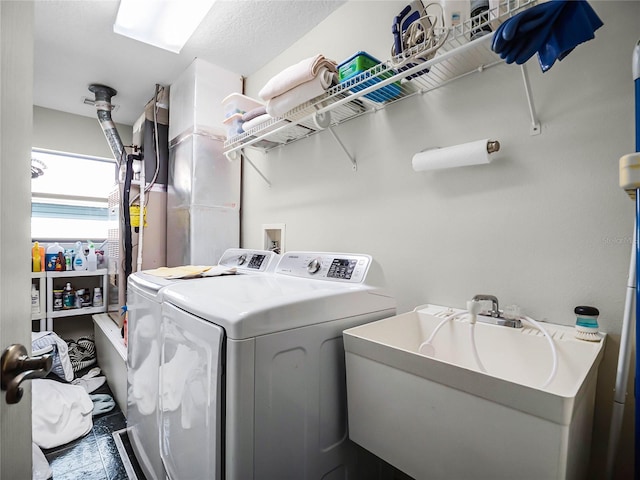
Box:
[262,224,285,255]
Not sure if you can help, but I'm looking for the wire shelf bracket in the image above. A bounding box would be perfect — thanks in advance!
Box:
[521,64,541,136]
[313,111,357,171]
[242,151,271,188]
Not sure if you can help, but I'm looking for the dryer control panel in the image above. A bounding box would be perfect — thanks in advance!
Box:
[219,248,279,273]
[275,252,371,283]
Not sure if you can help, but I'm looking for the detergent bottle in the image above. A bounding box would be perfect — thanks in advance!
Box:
[32,242,41,272]
[46,242,64,271]
[73,241,87,271]
[86,240,97,271]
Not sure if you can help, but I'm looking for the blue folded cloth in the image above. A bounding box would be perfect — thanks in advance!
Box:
[90,393,115,416]
[491,0,603,72]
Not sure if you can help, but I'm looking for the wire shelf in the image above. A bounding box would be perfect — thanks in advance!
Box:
[223,0,537,158]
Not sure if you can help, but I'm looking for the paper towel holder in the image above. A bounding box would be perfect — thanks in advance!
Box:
[421,140,500,154]
[412,139,501,172]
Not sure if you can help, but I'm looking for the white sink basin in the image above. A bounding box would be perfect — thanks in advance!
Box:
[343,304,606,480]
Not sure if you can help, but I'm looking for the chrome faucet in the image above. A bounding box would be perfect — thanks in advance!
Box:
[472,294,500,317]
[471,294,522,328]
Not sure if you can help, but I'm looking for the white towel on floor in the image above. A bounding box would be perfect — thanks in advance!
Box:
[32,379,93,449]
[259,54,337,101]
[266,68,337,118]
[32,442,52,480]
[72,374,106,393]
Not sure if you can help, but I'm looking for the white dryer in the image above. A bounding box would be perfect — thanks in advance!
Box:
[158,251,396,480]
[126,248,279,480]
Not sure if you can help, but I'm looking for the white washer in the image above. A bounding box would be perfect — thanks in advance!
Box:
[126,248,279,480]
[158,251,396,479]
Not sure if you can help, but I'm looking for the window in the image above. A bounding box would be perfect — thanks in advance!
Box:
[31,149,116,240]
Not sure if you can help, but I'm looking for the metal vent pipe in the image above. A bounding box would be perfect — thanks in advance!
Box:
[88,84,125,165]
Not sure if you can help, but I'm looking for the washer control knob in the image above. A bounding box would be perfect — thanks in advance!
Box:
[237,254,247,266]
[307,258,322,274]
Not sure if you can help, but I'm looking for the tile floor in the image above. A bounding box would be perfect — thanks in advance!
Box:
[38,373,410,480]
[41,382,145,480]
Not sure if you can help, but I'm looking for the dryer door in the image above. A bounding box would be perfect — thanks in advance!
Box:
[159,302,224,480]
[126,285,164,480]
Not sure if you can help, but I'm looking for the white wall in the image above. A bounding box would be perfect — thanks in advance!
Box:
[33,106,132,158]
[242,1,638,477]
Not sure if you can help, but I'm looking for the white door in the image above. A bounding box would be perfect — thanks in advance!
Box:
[0,1,35,478]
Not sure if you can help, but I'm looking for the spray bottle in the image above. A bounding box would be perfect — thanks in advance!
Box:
[73,241,87,271]
[87,240,97,271]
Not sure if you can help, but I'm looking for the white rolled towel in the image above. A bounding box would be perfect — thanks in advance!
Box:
[259,54,337,101]
[266,68,337,118]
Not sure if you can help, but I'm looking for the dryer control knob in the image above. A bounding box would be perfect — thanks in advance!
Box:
[237,254,247,266]
[307,258,322,274]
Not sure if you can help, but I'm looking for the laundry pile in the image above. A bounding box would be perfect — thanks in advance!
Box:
[32,331,74,382]
[491,0,603,72]
[259,54,338,118]
[31,332,116,473]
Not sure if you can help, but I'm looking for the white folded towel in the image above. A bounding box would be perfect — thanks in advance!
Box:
[259,54,337,101]
[266,68,337,118]
[241,113,274,132]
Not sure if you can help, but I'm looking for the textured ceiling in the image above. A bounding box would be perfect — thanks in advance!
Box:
[34,0,346,126]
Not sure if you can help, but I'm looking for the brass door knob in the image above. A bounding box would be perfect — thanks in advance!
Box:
[1,344,52,404]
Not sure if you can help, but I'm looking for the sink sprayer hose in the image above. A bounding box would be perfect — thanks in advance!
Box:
[419,311,558,389]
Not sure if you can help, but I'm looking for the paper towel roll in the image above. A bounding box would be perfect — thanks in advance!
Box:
[412,139,497,172]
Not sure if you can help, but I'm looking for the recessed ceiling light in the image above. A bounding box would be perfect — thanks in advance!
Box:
[113,0,216,54]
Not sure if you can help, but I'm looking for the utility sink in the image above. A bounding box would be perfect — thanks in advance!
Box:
[343,304,606,480]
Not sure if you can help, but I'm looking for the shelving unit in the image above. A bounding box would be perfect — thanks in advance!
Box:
[223,0,540,170]
[42,269,108,331]
[31,272,47,330]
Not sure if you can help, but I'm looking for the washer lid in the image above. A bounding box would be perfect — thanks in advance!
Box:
[161,274,396,340]
[128,248,278,301]
[128,271,181,300]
